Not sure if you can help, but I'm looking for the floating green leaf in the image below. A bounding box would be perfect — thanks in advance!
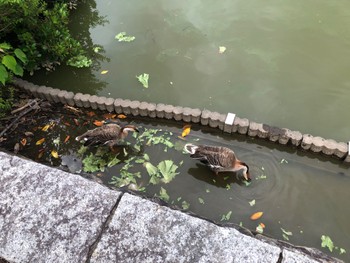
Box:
[136,73,149,88]
[339,248,346,255]
[108,156,121,167]
[256,224,264,234]
[280,159,288,164]
[198,197,205,204]
[115,32,135,42]
[321,235,334,252]
[159,187,170,202]
[181,200,190,210]
[158,160,179,183]
[249,199,256,206]
[82,153,107,173]
[221,211,232,221]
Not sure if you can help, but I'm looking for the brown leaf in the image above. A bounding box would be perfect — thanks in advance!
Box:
[93,120,104,127]
[259,222,266,228]
[64,135,70,143]
[74,119,79,126]
[86,111,96,117]
[36,138,45,145]
[182,125,191,137]
[20,138,27,146]
[103,113,117,119]
[117,114,127,119]
[250,212,264,220]
[64,122,71,127]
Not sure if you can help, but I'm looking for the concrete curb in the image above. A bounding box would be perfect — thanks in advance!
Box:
[0,151,344,263]
[12,78,350,162]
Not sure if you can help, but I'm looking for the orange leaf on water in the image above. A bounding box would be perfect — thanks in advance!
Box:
[93,120,104,127]
[181,125,191,137]
[103,113,117,119]
[51,150,59,158]
[64,135,70,143]
[250,212,264,220]
[259,222,266,228]
[117,114,127,119]
[20,138,27,146]
[86,111,96,117]
[36,138,45,145]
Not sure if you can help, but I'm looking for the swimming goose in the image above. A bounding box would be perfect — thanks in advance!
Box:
[76,121,139,147]
[184,144,251,181]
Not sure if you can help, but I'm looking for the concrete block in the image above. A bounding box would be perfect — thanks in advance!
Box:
[12,78,27,88]
[269,126,283,142]
[42,87,54,102]
[248,121,259,137]
[139,102,149,116]
[114,98,124,113]
[148,103,157,118]
[156,103,166,118]
[57,90,68,105]
[182,107,192,122]
[105,98,115,112]
[258,124,270,139]
[233,117,249,134]
[208,111,222,128]
[96,96,107,111]
[279,128,291,145]
[224,113,236,133]
[334,142,348,159]
[344,143,350,162]
[322,139,338,155]
[88,95,99,110]
[49,89,61,103]
[310,136,326,153]
[301,134,313,150]
[290,131,303,146]
[73,93,84,107]
[201,109,211,126]
[173,106,183,121]
[90,193,281,263]
[81,94,91,108]
[130,100,141,116]
[36,86,47,100]
[164,104,175,119]
[26,83,39,97]
[64,91,75,106]
[120,99,132,115]
[191,108,202,123]
[217,114,227,130]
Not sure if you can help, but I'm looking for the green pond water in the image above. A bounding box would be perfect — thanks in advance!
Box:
[23,0,350,260]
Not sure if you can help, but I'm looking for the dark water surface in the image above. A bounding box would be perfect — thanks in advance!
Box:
[22,0,350,260]
[2,107,349,261]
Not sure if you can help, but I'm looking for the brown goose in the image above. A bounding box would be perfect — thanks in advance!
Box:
[184,144,251,181]
[76,121,139,147]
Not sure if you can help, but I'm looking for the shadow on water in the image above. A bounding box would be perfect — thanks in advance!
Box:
[1,103,349,261]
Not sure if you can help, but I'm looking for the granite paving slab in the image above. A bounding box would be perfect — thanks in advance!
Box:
[0,152,121,263]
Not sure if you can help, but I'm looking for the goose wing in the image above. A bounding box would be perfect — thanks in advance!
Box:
[190,145,236,169]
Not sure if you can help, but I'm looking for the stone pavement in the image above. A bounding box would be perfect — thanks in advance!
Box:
[0,151,343,263]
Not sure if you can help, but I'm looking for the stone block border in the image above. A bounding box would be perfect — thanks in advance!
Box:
[12,78,350,163]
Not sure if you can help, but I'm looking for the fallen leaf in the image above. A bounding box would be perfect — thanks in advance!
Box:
[86,111,96,117]
[260,223,266,228]
[103,113,117,119]
[51,150,59,158]
[24,131,34,137]
[219,46,226,54]
[36,138,45,145]
[64,122,71,126]
[42,124,51,132]
[250,212,264,220]
[93,120,104,127]
[64,135,70,143]
[82,121,89,126]
[38,150,44,159]
[101,70,109,74]
[74,119,79,126]
[20,138,27,146]
[117,114,127,119]
[181,125,191,137]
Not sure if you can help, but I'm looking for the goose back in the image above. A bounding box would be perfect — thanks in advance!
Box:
[76,123,122,146]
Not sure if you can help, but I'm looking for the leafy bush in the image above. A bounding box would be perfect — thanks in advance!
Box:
[0,85,15,118]
[0,0,91,75]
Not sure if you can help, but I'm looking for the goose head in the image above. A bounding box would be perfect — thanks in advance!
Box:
[120,125,139,139]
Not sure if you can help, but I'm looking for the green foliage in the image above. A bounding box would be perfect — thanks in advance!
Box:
[136,73,149,88]
[321,235,334,252]
[220,211,232,221]
[115,32,135,42]
[0,0,91,74]
[0,85,15,118]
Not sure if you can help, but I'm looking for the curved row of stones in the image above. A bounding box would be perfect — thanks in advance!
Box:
[13,78,350,162]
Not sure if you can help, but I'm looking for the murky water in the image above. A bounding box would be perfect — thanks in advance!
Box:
[21,0,350,260]
[2,106,349,261]
[28,0,350,142]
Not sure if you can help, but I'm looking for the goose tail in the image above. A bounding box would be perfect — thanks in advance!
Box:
[184,143,198,155]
